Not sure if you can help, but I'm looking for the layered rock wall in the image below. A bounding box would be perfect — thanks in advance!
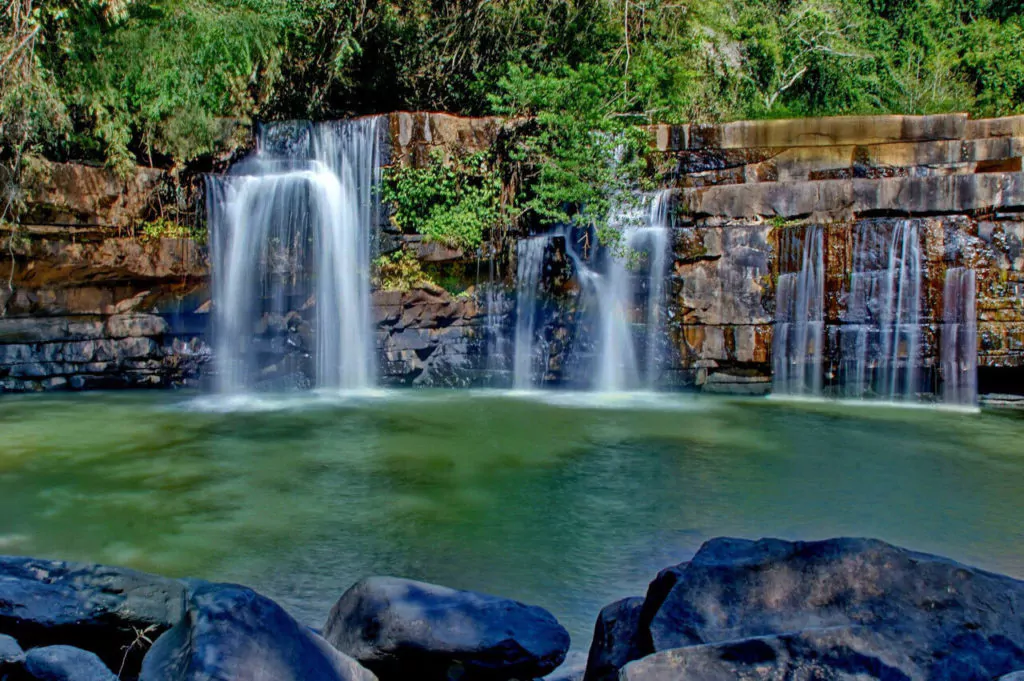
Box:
[652,114,1024,394]
[2,112,1022,394]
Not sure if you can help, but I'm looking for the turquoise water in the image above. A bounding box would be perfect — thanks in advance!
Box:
[0,390,1021,645]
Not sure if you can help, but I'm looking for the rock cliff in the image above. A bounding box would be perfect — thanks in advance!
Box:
[2,112,1021,396]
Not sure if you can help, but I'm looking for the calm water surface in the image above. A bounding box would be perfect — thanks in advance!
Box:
[1,390,1021,645]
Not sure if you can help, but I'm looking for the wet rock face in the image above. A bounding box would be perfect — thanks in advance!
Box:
[0,557,185,675]
[583,537,1024,681]
[322,576,570,681]
[0,234,210,392]
[141,583,376,681]
[375,286,498,388]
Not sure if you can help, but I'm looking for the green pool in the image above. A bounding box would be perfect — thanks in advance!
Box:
[1,390,1021,645]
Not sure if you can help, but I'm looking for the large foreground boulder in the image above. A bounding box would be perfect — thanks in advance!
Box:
[141,582,375,681]
[0,557,185,673]
[586,537,1024,680]
[23,645,117,681]
[322,576,570,681]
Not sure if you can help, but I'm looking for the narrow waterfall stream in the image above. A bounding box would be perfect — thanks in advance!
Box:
[509,191,672,392]
[594,193,672,392]
[773,225,825,396]
[941,267,978,405]
[207,117,384,392]
[512,237,548,389]
[841,220,924,400]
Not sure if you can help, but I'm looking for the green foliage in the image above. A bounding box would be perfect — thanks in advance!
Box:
[381,151,502,251]
[372,248,428,291]
[58,0,298,171]
[137,217,206,243]
[3,0,1024,183]
[490,63,654,246]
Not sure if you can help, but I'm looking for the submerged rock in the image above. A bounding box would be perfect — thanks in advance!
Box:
[23,645,117,681]
[585,537,1024,680]
[140,582,375,681]
[322,576,570,681]
[0,556,184,673]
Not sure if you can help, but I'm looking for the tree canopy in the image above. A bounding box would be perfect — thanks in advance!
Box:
[2,0,1023,175]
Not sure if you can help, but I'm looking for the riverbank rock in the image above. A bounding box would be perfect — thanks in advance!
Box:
[583,597,644,681]
[585,537,1024,680]
[141,582,375,681]
[322,576,570,681]
[23,645,117,681]
[0,634,25,673]
[0,557,185,674]
[542,651,587,681]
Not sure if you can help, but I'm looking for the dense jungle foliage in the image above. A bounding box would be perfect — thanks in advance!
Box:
[2,0,1023,233]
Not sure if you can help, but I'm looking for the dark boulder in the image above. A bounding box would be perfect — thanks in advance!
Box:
[582,597,644,681]
[322,576,570,681]
[140,581,375,681]
[23,645,117,681]
[0,557,184,674]
[604,537,1024,680]
[1,634,25,676]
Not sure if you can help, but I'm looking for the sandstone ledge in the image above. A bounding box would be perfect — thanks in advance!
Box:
[676,171,1024,221]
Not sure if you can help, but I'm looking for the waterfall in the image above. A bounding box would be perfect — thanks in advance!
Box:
[840,220,924,400]
[512,237,548,389]
[941,267,977,405]
[772,225,825,395]
[594,192,671,392]
[643,193,671,386]
[879,221,923,399]
[208,117,384,393]
[485,247,509,385]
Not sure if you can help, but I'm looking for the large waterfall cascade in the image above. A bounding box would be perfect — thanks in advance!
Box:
[941,267,978,405]
[772,225,825,396]
[208,118,385,393]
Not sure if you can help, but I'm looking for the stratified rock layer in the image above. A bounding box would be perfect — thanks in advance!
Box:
[322,576,570,681]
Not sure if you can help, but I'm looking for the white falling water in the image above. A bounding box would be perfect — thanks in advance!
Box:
[941,267,977,405]
[595,192,672,392]
[512,237,548,389]
[208,117,384,393]
[485,249,508,383]
[841,220,924,400]
[773,225,825,395]
[879,221,923,399]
